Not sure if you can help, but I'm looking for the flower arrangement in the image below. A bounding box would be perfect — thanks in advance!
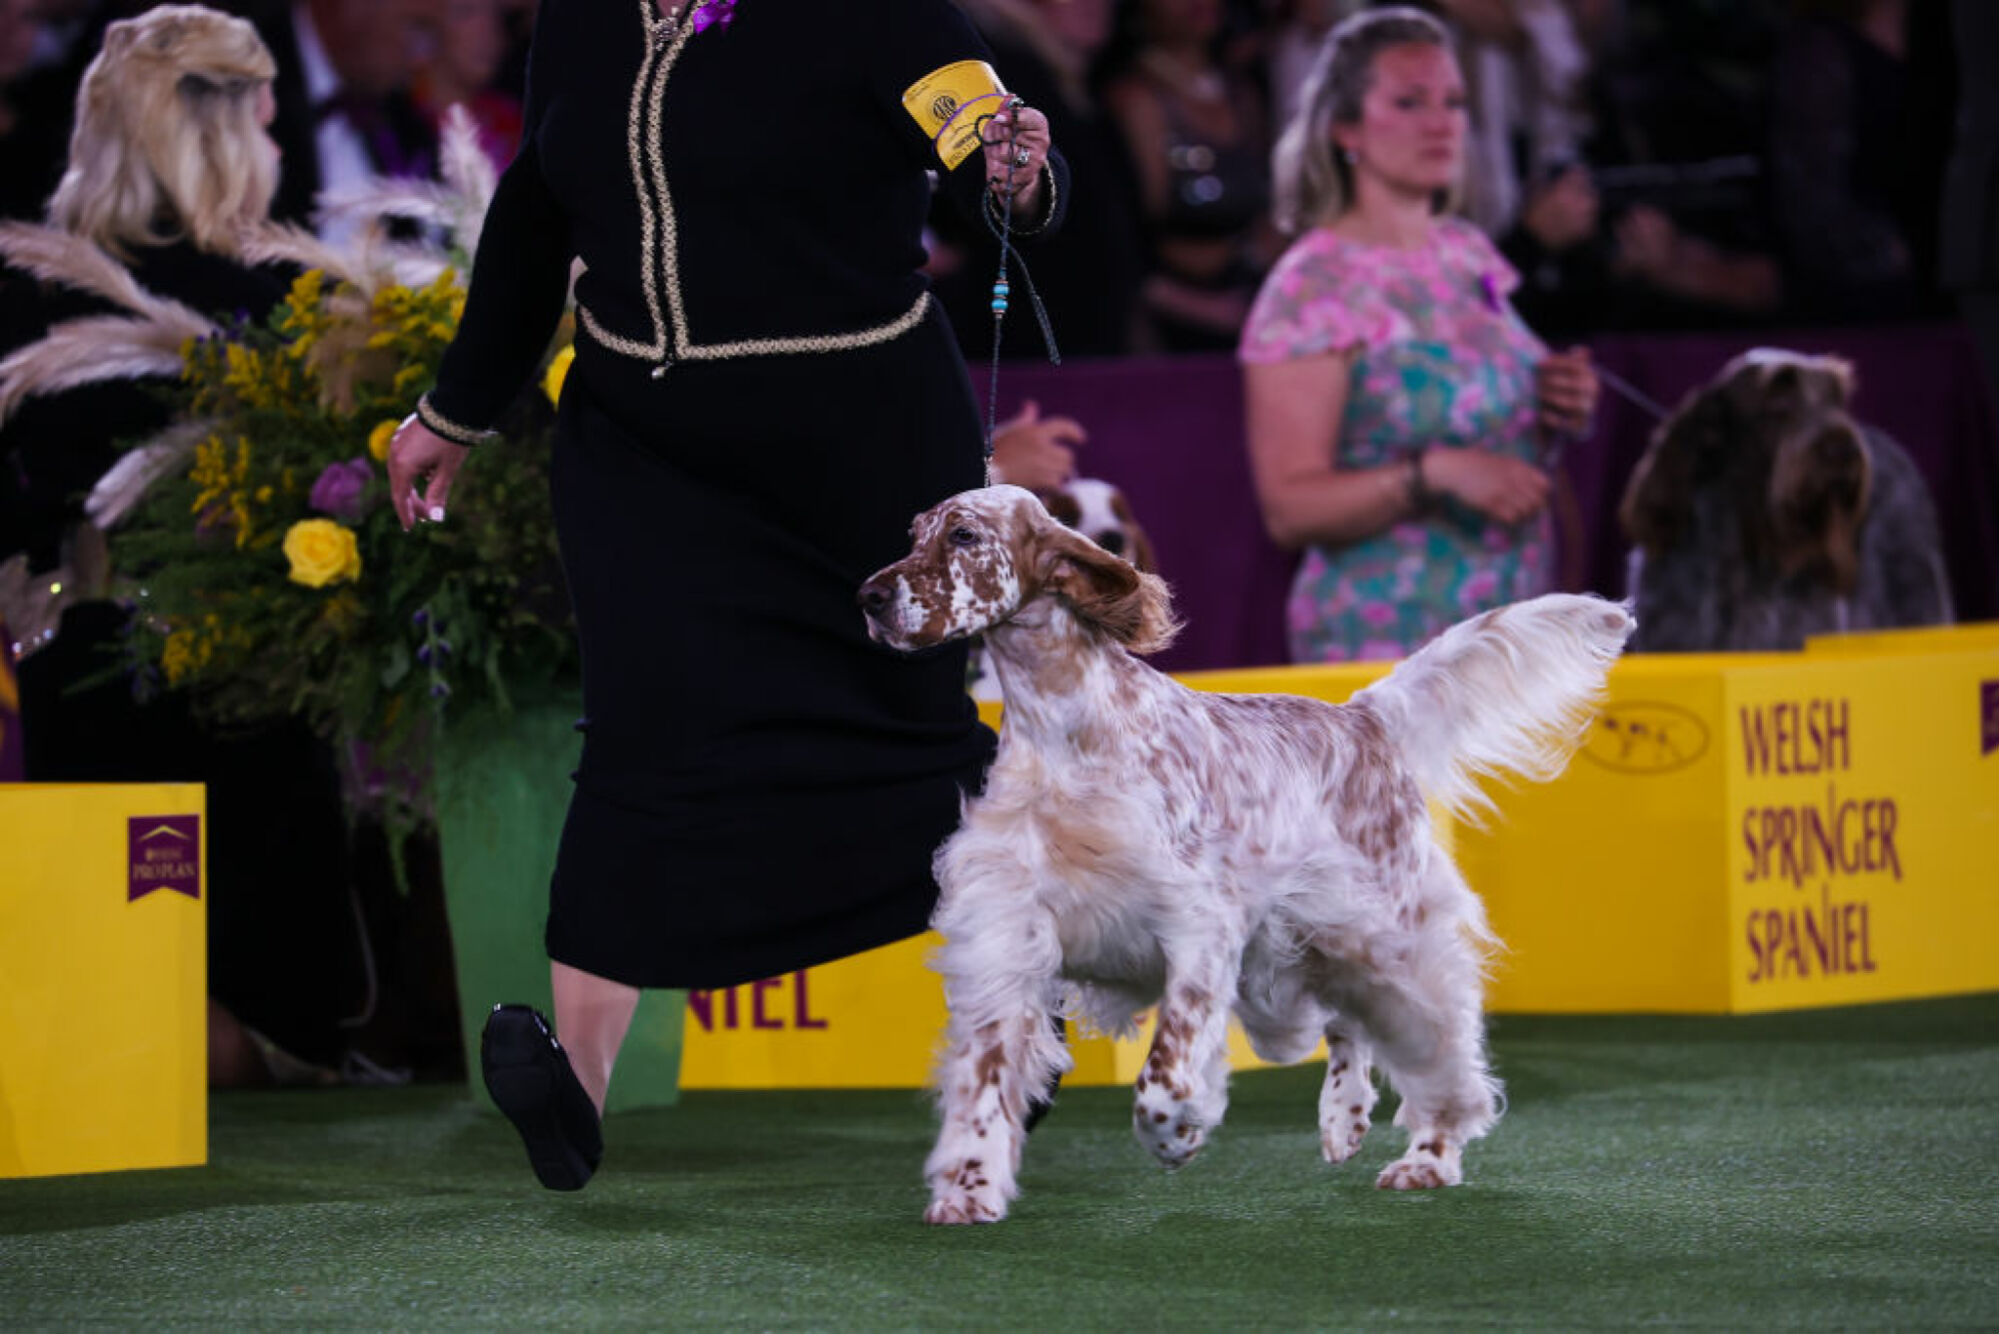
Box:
[0,109,575,828]
[111,265,577,816]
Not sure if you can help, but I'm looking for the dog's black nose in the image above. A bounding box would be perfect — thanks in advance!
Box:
[1094,530,1126,556]
[858,580,892,617]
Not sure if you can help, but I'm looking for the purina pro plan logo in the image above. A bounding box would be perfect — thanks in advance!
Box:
[128,816,200,901]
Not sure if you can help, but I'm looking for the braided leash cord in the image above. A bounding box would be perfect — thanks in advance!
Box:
[975,97,1060,485]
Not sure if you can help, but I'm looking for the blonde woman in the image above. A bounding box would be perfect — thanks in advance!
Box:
[1239,6,1599,663]
[47,4,282,260]
[3,3,294,611]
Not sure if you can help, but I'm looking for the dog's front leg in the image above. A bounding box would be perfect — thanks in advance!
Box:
[1317,1019,1377,1165]
[924,1001,1066,1225]
[922,847,1069,1224]
[1132,949,1236,1170]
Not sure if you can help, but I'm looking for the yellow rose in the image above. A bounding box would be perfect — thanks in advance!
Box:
[283,518,362,588]
[161,630,198,685]
[543,343,575,407]
[368,418,400,462]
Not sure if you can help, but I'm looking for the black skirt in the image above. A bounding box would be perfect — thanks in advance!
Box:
[542,306,995,988]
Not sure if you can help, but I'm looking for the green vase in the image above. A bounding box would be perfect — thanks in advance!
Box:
[433,693,683,1110]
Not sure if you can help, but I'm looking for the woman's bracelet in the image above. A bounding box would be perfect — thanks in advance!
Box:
[985,161,1056,235]
[1404,449,1433,511]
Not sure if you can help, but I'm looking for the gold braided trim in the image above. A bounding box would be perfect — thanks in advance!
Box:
[647,15,695,358]
[578,293,933,364]
[623,0,673,361]
[613,1,933,367]
[577,304,659,360]
[680,292,932,361]
[416,394,499,446]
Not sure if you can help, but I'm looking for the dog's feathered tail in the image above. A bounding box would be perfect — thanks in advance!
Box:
[1355,593,1635,821]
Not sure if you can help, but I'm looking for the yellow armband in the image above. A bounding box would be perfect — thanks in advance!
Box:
[901,60,1008,171]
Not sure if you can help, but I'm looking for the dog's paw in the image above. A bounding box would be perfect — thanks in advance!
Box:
[924,1159,1008,1224]
[1133,1097,1208,1170]
[1375,1140,1463,1190]
[1319,1102,1370,1165]
[923,1191,1005,1225]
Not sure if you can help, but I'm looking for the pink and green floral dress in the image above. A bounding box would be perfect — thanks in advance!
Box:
[1239,217,1554,662]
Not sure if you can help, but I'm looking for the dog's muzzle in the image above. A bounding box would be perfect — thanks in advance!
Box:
[857,573,902,643]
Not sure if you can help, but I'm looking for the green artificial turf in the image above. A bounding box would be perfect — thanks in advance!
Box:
[4,994,1996,1329]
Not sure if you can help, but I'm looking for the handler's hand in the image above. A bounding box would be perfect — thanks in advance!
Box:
[386,414,470,532]
[1534,345,1598,437]
[982,101,1051,214]
[1426,447,1552,526]
[990,399,1085,492]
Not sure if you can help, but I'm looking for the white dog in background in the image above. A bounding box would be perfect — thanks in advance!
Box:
[860,486,1634,1225]
[966,476,1156,703]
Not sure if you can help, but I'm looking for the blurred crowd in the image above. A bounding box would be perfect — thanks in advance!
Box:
[930,0,1971,355]
[0,0,1977,357]
[0,0,531,237]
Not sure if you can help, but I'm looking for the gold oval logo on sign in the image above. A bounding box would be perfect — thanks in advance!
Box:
[1580,701,1711,775]
[931,93,958,123]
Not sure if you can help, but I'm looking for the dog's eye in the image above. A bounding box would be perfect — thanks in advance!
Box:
[949,526,980,548]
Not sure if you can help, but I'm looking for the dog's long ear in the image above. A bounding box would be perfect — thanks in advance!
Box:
[1770,423,1872,593]
[1128,522,1159,577]
[1109,488,1159,574]
[1619,381,1731,553]
[1036,486,1082,529]
[1034,522,1181,654]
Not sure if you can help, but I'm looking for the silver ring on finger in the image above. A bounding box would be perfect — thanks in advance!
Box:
[1012,147,1031,168]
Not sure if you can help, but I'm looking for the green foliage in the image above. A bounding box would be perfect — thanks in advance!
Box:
[112,266,577,826]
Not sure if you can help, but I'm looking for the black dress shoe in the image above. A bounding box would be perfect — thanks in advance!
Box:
[481,1003,604,1191]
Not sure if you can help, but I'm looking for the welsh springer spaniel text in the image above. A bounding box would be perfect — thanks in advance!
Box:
[860,486,1634,1225]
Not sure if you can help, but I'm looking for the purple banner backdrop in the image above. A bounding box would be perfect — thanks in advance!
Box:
[980,321,1999,673]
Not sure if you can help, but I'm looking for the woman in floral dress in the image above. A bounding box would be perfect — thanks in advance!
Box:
[1239,6,1598,662]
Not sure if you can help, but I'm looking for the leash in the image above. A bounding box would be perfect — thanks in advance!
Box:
[974,97,1060,485]
[1596,364,1671,424]
[1542,361,1670,473]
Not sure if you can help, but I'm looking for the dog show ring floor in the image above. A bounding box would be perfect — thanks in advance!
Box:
[2,992,1994,1328]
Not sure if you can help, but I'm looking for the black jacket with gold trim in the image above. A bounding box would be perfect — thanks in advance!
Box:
[426,0,1068,436]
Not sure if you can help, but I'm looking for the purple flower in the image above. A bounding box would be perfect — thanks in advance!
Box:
[691,0,735,32]
[309,457,375,524]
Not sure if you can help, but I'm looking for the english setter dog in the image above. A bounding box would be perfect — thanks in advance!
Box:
[859,485,1633,1225]
[1620,348,1953,651]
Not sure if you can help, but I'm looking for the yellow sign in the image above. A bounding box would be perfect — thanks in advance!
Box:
[678,935,948,1089]
[1803,621,1999,657]
[901,60,1007,170]
[1724,647,1999,1010]
[1456,643,1999,1013]
[0,783,206,1177]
